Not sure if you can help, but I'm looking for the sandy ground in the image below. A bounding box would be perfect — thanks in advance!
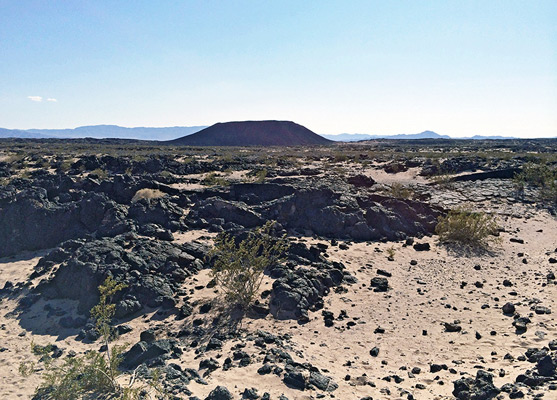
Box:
[0,178,556,399]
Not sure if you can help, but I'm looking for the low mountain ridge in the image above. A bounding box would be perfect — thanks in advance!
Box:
[167,120,332,146]
[0,125,207,140]
[323,130,519,141]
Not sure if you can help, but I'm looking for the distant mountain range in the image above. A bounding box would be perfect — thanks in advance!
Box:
[167,120,332,146]
[0,125,520,141]
[0,125,207,140]
[322,130,518,141]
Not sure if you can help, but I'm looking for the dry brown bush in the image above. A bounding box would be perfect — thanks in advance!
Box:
[131,188,166,202]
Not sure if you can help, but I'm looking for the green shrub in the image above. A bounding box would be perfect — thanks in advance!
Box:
[387,183,413,199]
[514,163,557,205]
[435,208,499,247]
[246,168,267,183]
[201,172,229,186]
[90,168,108,180]
[333,153,348,163]
[21,277,166,400]
[254,168,267,183]
[209,221,289,309]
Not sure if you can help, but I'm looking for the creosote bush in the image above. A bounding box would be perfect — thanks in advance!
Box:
[201,172,229,186]
[387,183,413,199]
[209,221,289,309]
[22,277,166,400]
[514,162,557,206]
[435,208,499,248]
[131,188,166,202]
[90,168,109,180]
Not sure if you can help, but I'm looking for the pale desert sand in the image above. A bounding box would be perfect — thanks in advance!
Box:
[0,185,555,399]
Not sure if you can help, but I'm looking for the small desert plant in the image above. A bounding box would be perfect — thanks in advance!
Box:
[386,246,396,260]
[158,170,173,179]
[131,154,147,162]
[58,159,72,172]
[388,183,413,199]
[201,172,229,186]
[247,168,267,183]
[20,169,32,179]
[430,173,454,188]
[89,276,128,389]
[254,168,267,183]
[6,153,25,164]
[435,208,499,247]
[22,277,160,400]
[131,188,166,202]
[514,162,557,205]
[333,152,348,163]
[209,221,289,309]
[90,168,109,180]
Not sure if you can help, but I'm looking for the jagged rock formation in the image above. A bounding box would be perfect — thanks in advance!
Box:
[30,235,207,316]
[187,183,442,241]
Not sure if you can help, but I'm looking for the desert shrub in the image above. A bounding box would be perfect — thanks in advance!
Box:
[435,208,499,247]
[514,163,557,205]
[131,188,166,202]
[201,172,228,186]
[386,246,396,260]
[333,152,348,163]
[158,170,173,179]
[6,153,26,164]
[254,168,267,183]
[131,154,147,162]
[21,277,167,400]
[247,168,267,183]
[387,183,413,199]
[20,169,32,179]
[90,168,108,180]
[209,221,289,309]
[58,159,72,172]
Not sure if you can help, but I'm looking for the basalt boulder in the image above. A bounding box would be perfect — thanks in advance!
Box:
[452,370,500,400]
[33,235,207,316]
[0,187,130,257]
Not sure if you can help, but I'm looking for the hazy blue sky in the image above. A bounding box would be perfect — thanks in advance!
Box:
[1,1,556,137]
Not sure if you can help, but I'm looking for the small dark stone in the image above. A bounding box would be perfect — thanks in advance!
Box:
[430,364,447,373]
[258,364,272,375]
[502,302,516,315]
[140,329,156,343]
[116,324,133,335]
[200,303,212,313]
[205,386,233,400]
[284,370,306,390]
[444,322,462,333]
[206,338,223,351]
[537,355,556,377]
[370,277,389,292]
[413,242,430,251]
[534,305,551,315]
[242,387,259,399]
